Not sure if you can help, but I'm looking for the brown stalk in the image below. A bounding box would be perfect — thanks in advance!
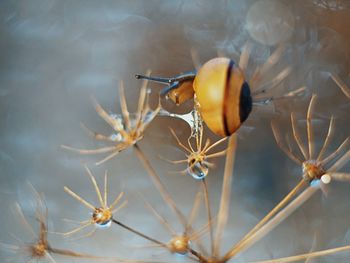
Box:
[133,143,187,228]
[222,184,320,261]
[253,244,350,263]
[213,134,237,258]
[225,178,306,259]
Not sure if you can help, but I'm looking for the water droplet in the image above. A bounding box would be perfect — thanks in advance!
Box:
[110,113,125,130]
[142,110,157,125]
[187,161,208,180]
[95,220,112,228]
[110,113,122,121]
[169,236,190,255]
[109,133,122,141]
[321,174,332,184]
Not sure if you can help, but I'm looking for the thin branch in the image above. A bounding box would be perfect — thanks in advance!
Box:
[143,199,177,236]
[222,185,320,261]
[104,171,108,207]
[253,244,350,263]
[202,178,214,255]
[111,200,128,214]
[49,247,106,260]
[169,128,192,153]
[61,145,116,155]
[316,116,335,162]
[80,122,113,142]
[205,137,227,153]
[328,149,350,173]
[227,179,306,257]
[119,81,131,131]
[112,219,166,247]
[306,95,317,160]
[133,143,187,227]
[330,172,350,182]
[91,96,126,137]
[290,113,308,160]
[185,190,202,235]
[331,73,350,99]
[14,203,37,239]
[63,187,95,211]
[110,191,124,211]
[321,137,349,166]
[95,144,126,166]
[213,134,237,258]
[84,166,104,208]
[271,121,303,165]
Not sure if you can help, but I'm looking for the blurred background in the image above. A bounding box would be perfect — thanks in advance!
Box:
[0,0,350,262]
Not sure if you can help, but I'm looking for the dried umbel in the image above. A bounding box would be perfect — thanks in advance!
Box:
[141,190,211,257]
[0,186,101,262]
[62,166,127,238]
[271,94,350,185]
[168,236,191,255]
[12,78,349,263]
[62,75,161,165]
[162,126,227,180]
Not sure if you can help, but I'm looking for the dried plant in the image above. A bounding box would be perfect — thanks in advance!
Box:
[0,186,103,262]
[62,73,161,165]
[331,73,350,99]
[254,244,350,262]
[4,0,350,262]
[3,88,350,263]
[62,165,127,238]
[54,63,349,263]
[139,189,210,258]
[62,165,172,255]
[53,61,350,263]
[161,126,227,179]
[271,94,350,185]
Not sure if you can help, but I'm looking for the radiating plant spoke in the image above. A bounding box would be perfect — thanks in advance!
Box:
[331,73,350,99]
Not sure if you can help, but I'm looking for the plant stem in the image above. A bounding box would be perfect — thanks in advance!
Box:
[222,184,320,261]
[227,178,306,256]
[213,134,237,258]
[253,244,350,263]
[189,248,206,262]
[202,178,214,255]
[49,247,105,259]
[133,143,187,227]
[112,219,166,247]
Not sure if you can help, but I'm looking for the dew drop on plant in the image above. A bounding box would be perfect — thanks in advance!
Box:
[169,236,190,255]
[110,113,125,130]
[187,161,208,180]
[110,133,122,141]
[321,174,332,184]
[95,220,112,228]
[143,111,157,125]
[92,208,113,228]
